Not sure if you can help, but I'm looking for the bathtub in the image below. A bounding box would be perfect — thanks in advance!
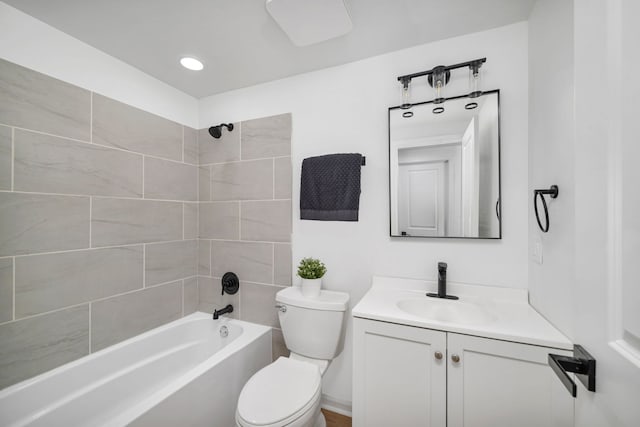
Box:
[0,312,272,427]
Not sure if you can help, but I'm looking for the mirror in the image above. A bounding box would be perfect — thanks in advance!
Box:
[389,90,501,239]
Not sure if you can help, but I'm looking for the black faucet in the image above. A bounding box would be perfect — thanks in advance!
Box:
[427,262,459,300]
[213,304,234,320]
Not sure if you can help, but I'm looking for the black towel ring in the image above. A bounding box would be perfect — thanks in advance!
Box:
[534,185,559,233]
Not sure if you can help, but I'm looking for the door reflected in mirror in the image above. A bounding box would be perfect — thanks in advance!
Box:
[389,90,501,239]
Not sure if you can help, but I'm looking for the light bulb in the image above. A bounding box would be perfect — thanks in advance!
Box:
[180,57,204,71]
[401,79,411,109]
[430,66,448,104]
[468,62,482,98]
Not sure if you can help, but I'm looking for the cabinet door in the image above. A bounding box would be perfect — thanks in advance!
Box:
[353,318,447,427]
[447,333,574,427]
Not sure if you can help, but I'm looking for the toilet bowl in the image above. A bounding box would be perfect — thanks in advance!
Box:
[236,357,323,427]
[236,287,349,427]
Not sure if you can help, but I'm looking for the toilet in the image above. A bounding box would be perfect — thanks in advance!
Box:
[236,286,350,427]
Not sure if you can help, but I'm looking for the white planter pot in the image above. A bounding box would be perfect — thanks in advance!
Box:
[300,278,322,298]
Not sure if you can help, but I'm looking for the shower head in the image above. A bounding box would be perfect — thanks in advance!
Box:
[208,123,234,139]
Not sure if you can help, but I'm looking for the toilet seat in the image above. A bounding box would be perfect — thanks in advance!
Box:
[236,357,322,427]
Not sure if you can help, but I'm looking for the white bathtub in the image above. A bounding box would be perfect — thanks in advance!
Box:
[0,312,272,427]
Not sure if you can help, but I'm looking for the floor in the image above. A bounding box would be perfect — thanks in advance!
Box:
[321,409,352,427]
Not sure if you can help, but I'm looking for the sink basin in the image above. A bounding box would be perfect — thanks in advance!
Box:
[396,297,497,325]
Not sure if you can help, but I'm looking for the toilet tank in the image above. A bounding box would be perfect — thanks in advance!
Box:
[275,287,349,360]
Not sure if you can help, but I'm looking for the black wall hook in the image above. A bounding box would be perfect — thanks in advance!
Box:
[534,185,558,233]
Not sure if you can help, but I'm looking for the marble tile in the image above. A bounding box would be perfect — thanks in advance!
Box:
[144,157,197,201]
[0,126,10,191]
[0,258,13,323]
[0,305,89,389]
[0,193,89,257]
[211,159,273,201]
[198,125,240,165]
[241,114,291,160]
[271,328,290,361]
[0,59,91,141]
[15,246,143,318]
[91,281,182,351]
[211,240,273,284]
[184,203,198,240]
[240,282,284,328]
[145,240,197,286]
[183,126,198,165]
[240,200,291,242]
[198,166,211,202]
[183,277,198,315]
[199,202,239,240]
[197,276,239,317]
[92,94,182,161]
[198,240,211,276]
[274,243,292,286]
[91,198,182,247]
[14,129,142,197]
[274,157,292,199]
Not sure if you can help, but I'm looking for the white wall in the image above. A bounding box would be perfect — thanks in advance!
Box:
[529,1,640,424]
[572,0,640,425]
[200,22,529,405]
[527,0,575,338]
[0,2,198,127]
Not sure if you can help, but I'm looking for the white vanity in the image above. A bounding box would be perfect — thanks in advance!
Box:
[352,276,574,427]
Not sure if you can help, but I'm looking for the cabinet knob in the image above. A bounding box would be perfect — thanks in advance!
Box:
[434,351,443,360]
[451,354,461,363]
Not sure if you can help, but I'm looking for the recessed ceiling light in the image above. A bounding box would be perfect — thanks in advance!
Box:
[180,57,204,71]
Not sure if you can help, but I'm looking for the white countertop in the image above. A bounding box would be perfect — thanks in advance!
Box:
[352,276,572,350]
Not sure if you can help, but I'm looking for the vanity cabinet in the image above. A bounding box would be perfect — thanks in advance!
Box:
[353,318,447,427]
[353,318,574,427]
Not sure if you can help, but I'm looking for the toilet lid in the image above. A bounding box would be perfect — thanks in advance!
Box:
[237,357,321,426]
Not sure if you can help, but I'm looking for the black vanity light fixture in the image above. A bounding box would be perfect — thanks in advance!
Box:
[397,57,486,116]
[208,123,234,139]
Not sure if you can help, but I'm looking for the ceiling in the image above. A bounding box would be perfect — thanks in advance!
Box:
[5,0,536,98]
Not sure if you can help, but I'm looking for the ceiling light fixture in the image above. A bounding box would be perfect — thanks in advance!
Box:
[180,57,204,71]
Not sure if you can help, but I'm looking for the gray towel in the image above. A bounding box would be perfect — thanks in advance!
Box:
[300,153,362,221]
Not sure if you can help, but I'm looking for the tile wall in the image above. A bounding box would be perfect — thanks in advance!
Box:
[197,113,293,361]
[0,59,199,389]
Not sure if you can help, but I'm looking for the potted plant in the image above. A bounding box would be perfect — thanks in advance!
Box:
[297,257,327,298]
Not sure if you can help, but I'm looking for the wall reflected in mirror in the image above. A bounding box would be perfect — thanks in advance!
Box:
[389,90,501,239]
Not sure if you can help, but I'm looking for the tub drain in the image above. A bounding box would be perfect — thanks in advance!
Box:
[220,325,229,338]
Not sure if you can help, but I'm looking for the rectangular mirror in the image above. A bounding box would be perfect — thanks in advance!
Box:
[389,90,501,238]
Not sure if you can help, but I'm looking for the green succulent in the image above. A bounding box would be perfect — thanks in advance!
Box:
[297,258,327,279]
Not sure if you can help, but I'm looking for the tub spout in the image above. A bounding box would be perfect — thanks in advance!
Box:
[213,304,234,320]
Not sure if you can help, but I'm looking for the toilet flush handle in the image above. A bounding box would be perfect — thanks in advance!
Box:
[275,303,287,313]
